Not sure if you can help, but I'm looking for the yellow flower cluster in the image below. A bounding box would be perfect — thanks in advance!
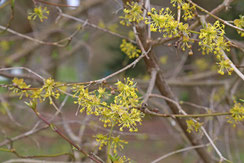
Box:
[199,21,227,55]
[146,7,191,40]
[186,119,203,133]
[227,102,244,127]
[11,78,30,99]
[73,85,102,115]
[170,0,195,20]
[111,135,128,153]
[115,78,139,107]
[146,8,178,37]
[120,2,193,51]
[181,3,196,21]
[72,78,143,158]
[95,134,128,154]
[11,77,143,158]
[234,15,244,37]
[119,0,233,76]
[120,39,141,59]
[40,78,60,104]
[95,134,109,150]
[73,78,144,132]
[180,35,193,51]
[216,56,233,75]
[28,6,49,22]
[120,2,143,26]
[11,77,61,105]
[198,21,233,75]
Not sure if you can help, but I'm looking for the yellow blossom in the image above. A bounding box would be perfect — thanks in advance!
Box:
[186,119,203,133]
[120,2,143,26]
[28,6,49,22]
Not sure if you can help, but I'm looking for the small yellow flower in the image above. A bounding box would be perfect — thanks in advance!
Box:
[40,78,60,104]
[181,3,196,21]
[186,119,203,133]
[11,78,31,98]
[28,6,49,22]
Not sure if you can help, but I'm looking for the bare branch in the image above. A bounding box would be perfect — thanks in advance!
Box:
[59,10,136,44]
[0,25,80,47]
[151,143,210,163]
[143,68,157,103]
[0,67,45,81]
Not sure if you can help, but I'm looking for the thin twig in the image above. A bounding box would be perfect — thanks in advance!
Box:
[0,25,80,47]
[0,148,74,160]
[3,159,70,163]
[34,111,103,163]
[133,26,149,59]
[186,0,244,32]
[151,143,210,163]
[0,67,45,81]
[94,47,151,83]
[0,123,46,147]
[143,69,157,103]
[59,10,136,44]
[0,96,23,127]
[143,106,231,118]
